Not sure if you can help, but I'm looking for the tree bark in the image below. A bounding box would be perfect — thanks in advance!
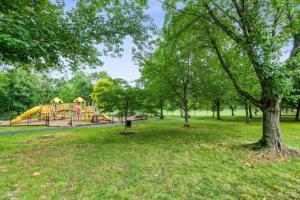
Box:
[123,99,129,133]
[230,106,234,116]
[180,108,183,118]
[260,100,284,150]
[254,108,258,116]
[245,101,249,124]
[295,99,300,121]
[216,99,221,120]
[183,98,189,127]
[249,105,253,119]
[159,100,164,119]
[184,108,189,127]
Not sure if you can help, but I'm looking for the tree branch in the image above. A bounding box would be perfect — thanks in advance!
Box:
[204,4,244,44]
[210,0,240,25]
[206,29,262,107]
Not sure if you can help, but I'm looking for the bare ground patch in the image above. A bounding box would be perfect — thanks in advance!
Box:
[245,149,300,167]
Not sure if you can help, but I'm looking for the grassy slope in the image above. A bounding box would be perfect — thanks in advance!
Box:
[0,117,299,200]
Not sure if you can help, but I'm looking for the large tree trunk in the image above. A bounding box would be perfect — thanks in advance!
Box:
[260,99,284,150]
[216,99,221,120]
[295,99,300,121]
[245,101,249,124]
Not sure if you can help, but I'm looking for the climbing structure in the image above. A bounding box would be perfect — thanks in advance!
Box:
[11,97,111,125]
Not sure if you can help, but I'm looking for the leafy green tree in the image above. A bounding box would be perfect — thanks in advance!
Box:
[57,82,76,103]
[142,42,197,127]
[93,78,144,131]
[140,49,172,119]
[36,76,57,104]
[8,68,41,114]
[71,71,93,103]
[162,0,300,150]
[92,78,116,113]
[0,0,152,70]
[0,72,10,113]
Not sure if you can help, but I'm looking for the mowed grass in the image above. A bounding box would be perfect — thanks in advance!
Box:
[0,117,299,200]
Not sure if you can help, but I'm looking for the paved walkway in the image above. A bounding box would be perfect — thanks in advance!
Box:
[0,122,127,135]
[0,120,168,135]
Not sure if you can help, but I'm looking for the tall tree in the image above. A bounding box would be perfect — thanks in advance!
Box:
[93,78,144,130]
[162,0,300,150]
[140,49,172,119]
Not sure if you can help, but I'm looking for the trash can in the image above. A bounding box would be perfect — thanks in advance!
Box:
[126,120,132,128]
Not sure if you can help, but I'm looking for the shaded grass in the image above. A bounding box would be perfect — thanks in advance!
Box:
[0,117,299,199]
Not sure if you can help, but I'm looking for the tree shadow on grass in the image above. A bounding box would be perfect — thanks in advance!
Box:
[97,125,234,147]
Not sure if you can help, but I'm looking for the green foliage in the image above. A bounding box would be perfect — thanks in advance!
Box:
[0,72,10,113]
[93,78,145,118]
[92,78,116,112]
[0,0,153,71]
[7,68,41,113]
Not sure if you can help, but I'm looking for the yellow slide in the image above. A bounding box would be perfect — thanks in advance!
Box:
[11,106,42,124]
[101,114,111,121]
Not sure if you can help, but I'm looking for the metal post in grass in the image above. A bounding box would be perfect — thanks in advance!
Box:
[45,114,47,126]
[70,117,73,127]
[10,115,12,126]
[45,113,50,127]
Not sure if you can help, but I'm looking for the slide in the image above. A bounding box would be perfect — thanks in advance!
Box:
[11,106,42,124]
[100,114,111,121]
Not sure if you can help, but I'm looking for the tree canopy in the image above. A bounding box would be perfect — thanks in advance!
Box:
[0,0,153,71]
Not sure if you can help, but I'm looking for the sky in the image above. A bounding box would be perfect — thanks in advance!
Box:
[62,0,165,82]
[100,0,164,82]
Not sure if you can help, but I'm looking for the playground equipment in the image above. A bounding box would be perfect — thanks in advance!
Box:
[11,97,112,125]
[11,106,42,124]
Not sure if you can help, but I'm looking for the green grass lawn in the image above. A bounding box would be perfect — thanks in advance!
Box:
[0,117,299,199]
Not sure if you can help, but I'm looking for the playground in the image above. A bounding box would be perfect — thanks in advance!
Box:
[1,97,145,127]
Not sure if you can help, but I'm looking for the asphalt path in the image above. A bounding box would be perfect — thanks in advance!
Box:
[0,120,169,135]
[0,122,126,135]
